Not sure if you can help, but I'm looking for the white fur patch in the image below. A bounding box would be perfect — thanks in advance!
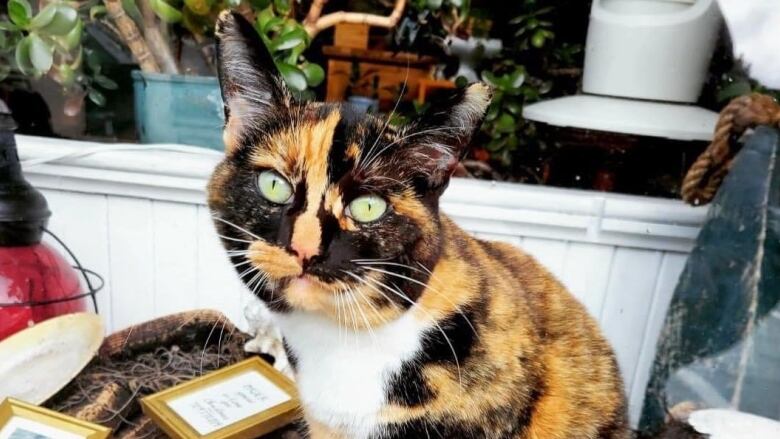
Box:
[272,309,427,438]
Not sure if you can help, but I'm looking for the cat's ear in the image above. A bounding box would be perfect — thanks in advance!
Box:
[406,83,492,188]
[215,11,291,152]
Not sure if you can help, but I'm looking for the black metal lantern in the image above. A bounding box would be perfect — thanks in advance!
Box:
[0,101,103,341]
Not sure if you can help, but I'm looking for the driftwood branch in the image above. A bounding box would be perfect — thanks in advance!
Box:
[102,0,159,73]
[304,0,406,38]
[138,0,179,74]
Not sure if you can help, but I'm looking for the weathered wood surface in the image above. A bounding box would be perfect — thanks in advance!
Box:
[641,126,780,432]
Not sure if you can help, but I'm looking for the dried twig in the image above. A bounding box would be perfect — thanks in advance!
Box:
[303,0,406,38]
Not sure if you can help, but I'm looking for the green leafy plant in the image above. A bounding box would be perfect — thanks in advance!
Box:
[471,0,572,168]
[142,0,323,96]
[0,0,117,105]
[253,1,324,98]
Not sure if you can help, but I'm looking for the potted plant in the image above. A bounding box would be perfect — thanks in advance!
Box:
[100,0,411,149]
[0,0,119,136]
[97,0,323,149]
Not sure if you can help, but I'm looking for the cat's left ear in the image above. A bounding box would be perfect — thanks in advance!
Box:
[215,11,291,152]
[407,83,492,188]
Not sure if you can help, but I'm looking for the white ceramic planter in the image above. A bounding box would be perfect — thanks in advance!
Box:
[17,135,706,425]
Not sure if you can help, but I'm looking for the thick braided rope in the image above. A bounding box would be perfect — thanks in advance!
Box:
[681,93,780,205]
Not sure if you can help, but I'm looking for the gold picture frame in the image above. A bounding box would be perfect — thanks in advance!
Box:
[141,357,300,439]
[0,398,111,439]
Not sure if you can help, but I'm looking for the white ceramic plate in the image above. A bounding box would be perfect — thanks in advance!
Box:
[0,312,104,404]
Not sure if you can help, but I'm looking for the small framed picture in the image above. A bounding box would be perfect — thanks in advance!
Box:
[141,357,300,439]
[0,398,111,439]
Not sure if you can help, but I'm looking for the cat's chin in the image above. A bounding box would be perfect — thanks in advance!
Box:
[281,275,334,313]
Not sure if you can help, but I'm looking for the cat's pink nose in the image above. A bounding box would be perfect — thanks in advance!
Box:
[291,242,318,266]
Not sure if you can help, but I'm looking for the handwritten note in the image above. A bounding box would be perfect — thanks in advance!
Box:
[167,370,291,435]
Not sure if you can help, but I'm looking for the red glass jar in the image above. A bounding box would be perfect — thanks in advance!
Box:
[0,242,86,340]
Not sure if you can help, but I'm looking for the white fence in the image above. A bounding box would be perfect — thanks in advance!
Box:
[18,135,707,424]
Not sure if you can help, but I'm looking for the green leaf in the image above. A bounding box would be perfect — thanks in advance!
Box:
[531,29,554,49]
[273,27,306,51]
[0,21,19,31]
[94,74,119,90]
[486,138,505,152]
[60,18,84,51]
[28,33,53,73]
[481,70,500,88]
[505,101,522,115]
[273,0,291,14]
[184,0,210,16]
[149,0,183,23]
[484,104,499,122]
[122,0,144,24]
[256,6,275,32]
[301,62,324,87]
[250,0,272,8]
[8,0,32,27]
[276,62,306,91]
[40,5,79,36]
[89,5,108,20]
[717,80,752,102]
[55,63,75,86]
[88,88,107,106]
[508,70,525,88]
[262,16,285,35]
[29,4,57,30]
[86,48,102,73]
[427,0,443,9]
[495,113,516,133]
[0,63,10,81]
[14,35,34,75]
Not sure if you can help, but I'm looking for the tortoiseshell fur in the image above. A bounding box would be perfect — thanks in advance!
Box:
[208,12,629,439]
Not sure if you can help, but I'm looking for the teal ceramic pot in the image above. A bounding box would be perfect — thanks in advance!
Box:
[132,71,225,150]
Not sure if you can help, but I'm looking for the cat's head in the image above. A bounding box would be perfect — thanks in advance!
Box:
[208,12,491,324]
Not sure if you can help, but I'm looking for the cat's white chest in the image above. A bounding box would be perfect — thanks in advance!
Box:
[272,311,425,439]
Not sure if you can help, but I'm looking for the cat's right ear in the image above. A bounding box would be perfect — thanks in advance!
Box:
[215,11,290,152]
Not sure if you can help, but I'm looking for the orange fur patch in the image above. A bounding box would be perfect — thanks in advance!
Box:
[248,240,302,280]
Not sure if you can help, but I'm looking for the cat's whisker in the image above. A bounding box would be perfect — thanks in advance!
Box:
[344,271,463,387]
[351,280,389,328]
[231,259,253,270]
[342,284,360,347]
[350,256,395,263]
[334,281,346,343]
[212,216,263,241]
[216,316,228,368]
[200,314,223,376]
[357,265,478,337]
[237,264,258,280]
[216,234,254,244]
[359,63,409,173]
[348,286,377,346]
[362,125,465,172]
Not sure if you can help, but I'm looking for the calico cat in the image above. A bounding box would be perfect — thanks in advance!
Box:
[208,11,629,439]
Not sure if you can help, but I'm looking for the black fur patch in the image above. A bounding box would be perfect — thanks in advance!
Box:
[386,307,478,406]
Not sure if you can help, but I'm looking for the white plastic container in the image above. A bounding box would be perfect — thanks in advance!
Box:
[583,0,722,103]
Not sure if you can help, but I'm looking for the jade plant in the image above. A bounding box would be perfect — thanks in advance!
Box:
[0,0,118,107]
[124,0,324,96]
[254,1,324,99]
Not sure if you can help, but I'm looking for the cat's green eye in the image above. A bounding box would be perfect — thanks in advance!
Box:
[347,195,387,223]
[257,171,293,204]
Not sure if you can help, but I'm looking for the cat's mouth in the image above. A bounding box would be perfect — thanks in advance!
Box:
[246,240,342,311]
